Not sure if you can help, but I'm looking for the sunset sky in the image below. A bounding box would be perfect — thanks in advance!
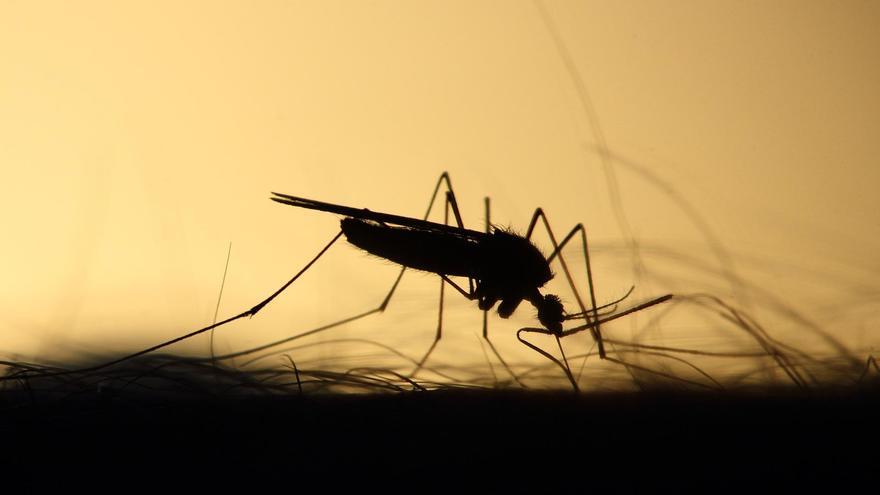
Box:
[2,1,877,388]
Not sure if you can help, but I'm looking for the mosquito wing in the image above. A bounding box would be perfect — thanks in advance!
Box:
[270,192,488,240]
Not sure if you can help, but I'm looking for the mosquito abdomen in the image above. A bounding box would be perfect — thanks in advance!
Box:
[341,218,481,277]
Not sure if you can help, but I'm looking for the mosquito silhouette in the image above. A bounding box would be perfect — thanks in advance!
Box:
[1,172,671,390]
[261,172,671,387]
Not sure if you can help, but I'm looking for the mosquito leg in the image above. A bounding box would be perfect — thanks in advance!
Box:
[418,195,525,387]
[0,230,346,383]
[414,192,520,385]
[412,186,470,376]
[518,209,604,389]
[470,196,526,388]
[526,209,604,359]
[246,232,343,316]
[361,171,476,320]
[524,211,681,390]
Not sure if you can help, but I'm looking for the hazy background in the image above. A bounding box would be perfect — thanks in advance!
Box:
[2,0,877,389]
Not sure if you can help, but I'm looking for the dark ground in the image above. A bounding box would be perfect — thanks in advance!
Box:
[1,386,877,493]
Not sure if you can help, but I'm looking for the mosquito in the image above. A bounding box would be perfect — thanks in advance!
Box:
[263,172,671,388]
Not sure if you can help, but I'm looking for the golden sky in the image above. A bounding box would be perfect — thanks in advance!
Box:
[1,1,877,388]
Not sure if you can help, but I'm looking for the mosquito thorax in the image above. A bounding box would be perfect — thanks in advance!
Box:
[485,228,553,290]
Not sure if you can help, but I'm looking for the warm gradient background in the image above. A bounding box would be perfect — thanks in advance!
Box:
[1,1,877,389]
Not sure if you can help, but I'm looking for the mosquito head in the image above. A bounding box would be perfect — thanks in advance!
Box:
[530,292,564,335]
